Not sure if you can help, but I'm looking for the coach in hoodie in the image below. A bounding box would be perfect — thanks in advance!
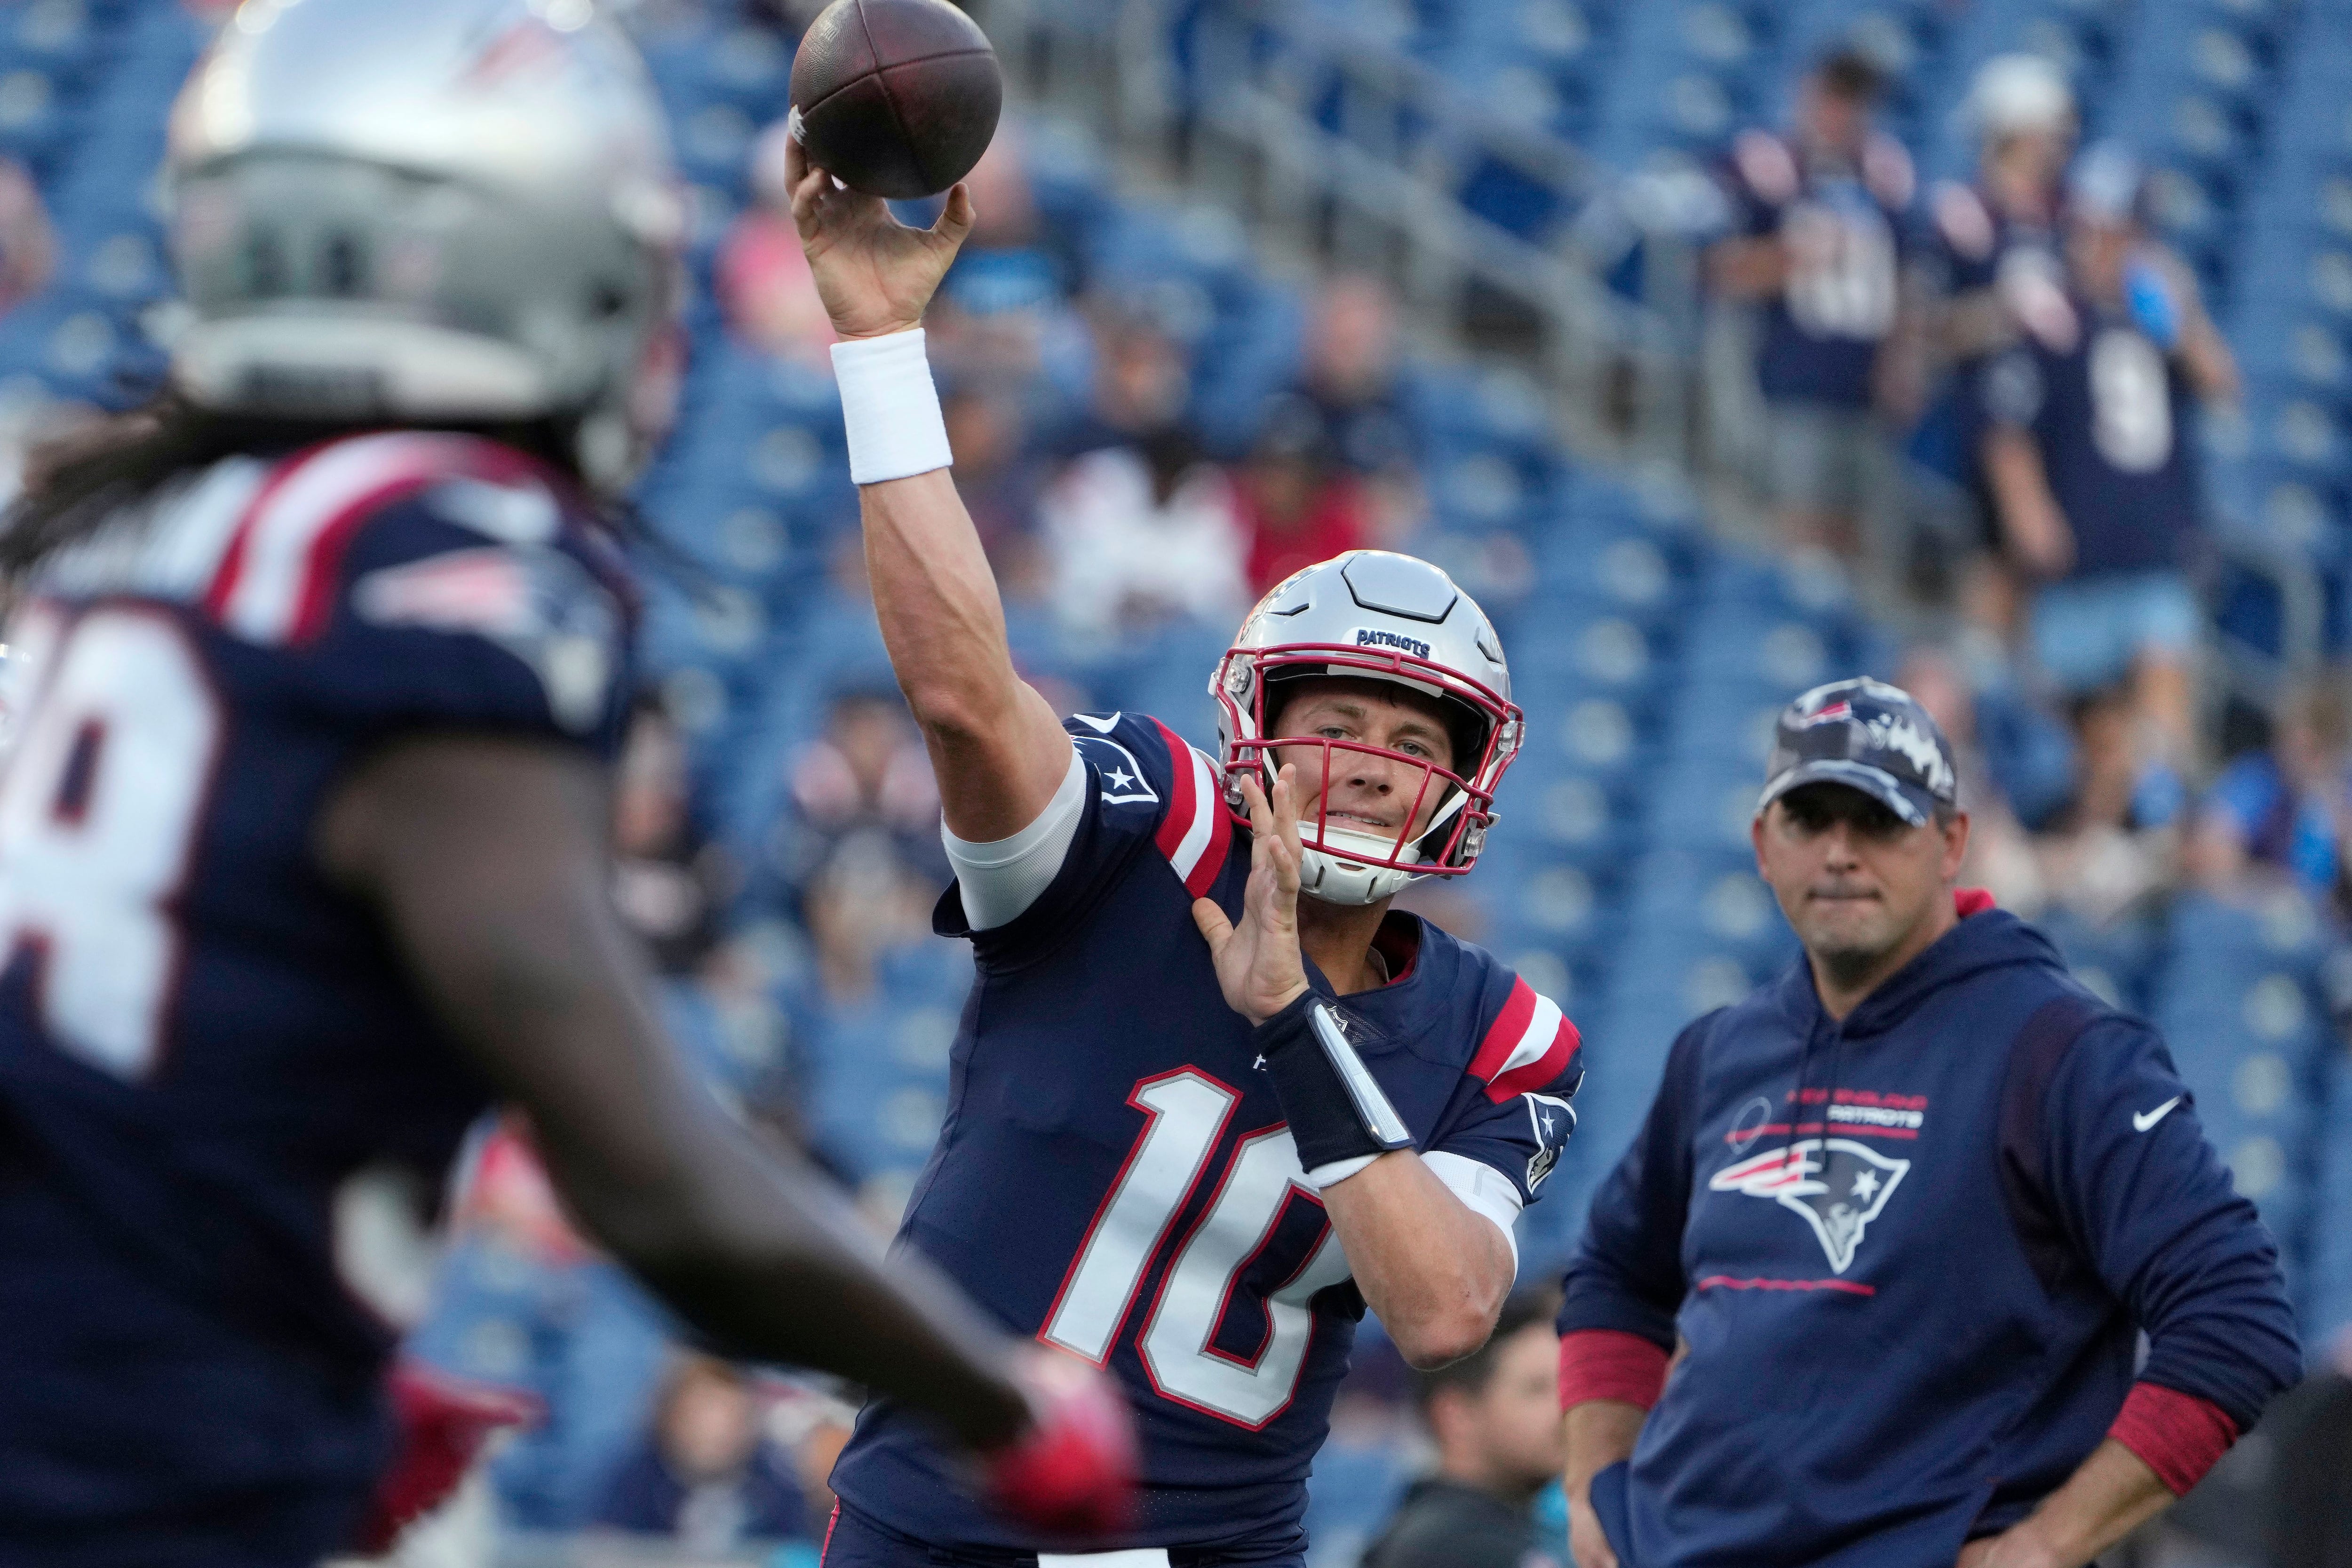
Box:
[1557,677,2299,1568]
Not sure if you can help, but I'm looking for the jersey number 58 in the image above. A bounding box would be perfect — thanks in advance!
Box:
[0,606,221,1080]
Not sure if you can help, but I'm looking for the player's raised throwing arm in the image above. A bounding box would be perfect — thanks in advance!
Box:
[787,137,1070,843]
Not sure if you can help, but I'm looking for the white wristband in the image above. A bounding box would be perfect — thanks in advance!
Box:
[830,328,954,486]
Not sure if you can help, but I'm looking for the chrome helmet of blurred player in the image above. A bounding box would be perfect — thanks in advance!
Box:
[1210,550,1522,906]
[162,0,685,492]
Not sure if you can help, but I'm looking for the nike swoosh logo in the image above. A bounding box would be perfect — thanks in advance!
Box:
[2133,1095,2184,1133]
[1070,712,1123,733]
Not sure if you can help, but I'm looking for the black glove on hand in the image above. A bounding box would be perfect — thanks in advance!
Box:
[1253,992,1415,1171]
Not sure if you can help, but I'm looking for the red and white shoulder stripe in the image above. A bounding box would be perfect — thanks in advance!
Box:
[201,431,546,647]
[1469,976,1581,1103]
[1148,718,1234,899]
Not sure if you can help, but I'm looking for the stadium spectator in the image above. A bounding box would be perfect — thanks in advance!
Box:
[2187,678,2352,916]
[1234,394,1371,596]
[593,1355,811,1556]
[1708,48,1918,577]
[1361,1293,1566,1568]
[941,372,1047,588]
[1922,54,2077,638]
[407,1122,673,1531]
[1976,143,2237,818]
[612,693,731,976]
[719,122,837,365]
[1281,274,1422,532]
[2030,687,2179,926]
[795,833,937,1010]
[770,685,946,902]
[1045,305,1196,462]
[1560,678,2299,1568]
[1037,414,1248,641]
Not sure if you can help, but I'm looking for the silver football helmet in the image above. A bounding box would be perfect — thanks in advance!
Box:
[1210,551,1522,907]
[163,0,686,493]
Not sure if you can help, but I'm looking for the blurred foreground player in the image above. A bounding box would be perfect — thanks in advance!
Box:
[0,4,1127,1563]
[785,140,1585,1562]
[1558,679,2299,1568]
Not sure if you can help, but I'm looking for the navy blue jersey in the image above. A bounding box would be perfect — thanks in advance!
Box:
[1721,129,1914,408]
[1979,302,2203,577]
[1919,181,2065,501]
[1918,180,2058,304]
[830,712,1581,1554]
[0,432,633,1558]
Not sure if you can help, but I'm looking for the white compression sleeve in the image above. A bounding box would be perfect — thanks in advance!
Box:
[1302,1150,1524,1276]
[942,746,1088,931]
[1424,1151,1525,1276]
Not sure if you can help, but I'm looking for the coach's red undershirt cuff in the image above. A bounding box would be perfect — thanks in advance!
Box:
[1559,1328,1669,1412]
[2108,1381,2239,1496]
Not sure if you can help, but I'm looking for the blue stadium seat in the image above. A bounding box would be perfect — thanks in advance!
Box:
[2303,1051,2352,1355]
[2149,893,2331,1304]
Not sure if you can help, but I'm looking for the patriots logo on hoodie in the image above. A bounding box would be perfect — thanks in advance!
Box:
[1709,1138,1909,1274]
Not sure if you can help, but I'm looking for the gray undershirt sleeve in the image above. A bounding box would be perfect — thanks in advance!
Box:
[941,744,1087,931]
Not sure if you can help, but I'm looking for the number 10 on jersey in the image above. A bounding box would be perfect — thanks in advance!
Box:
[1041,1068,1351,1430]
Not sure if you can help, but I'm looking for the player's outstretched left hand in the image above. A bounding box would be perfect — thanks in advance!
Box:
[786,131,974,342]
[980,1345,1138,1535]
[1192,764,1311,1026]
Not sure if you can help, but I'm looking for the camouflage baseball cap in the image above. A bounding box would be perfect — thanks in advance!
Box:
[1757,678,1960,828]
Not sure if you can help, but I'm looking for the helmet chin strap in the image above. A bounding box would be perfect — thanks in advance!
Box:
[1312,822,1425,867]
[1296,825,1424,908]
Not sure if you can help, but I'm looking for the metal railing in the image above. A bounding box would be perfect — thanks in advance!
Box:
[966,0,1697,461]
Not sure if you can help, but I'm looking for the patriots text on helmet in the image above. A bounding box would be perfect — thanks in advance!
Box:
[1353,628,1432,661]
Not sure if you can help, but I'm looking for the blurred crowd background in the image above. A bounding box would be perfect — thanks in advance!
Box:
[3,0,2350,1562]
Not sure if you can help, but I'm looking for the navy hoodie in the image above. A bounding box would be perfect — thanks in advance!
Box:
[1559,908,2301,1568]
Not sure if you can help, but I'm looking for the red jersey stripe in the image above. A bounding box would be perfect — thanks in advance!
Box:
[1469,978,1538,1083]
[1152,719,1199,865]
[1488,1016,1581,1102]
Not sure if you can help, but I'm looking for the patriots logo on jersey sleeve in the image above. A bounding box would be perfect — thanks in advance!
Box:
[1521,1092,1576,1192]
[1709,1138,1909,1274]
[352,545,619,733]
[1071,716,1160,807]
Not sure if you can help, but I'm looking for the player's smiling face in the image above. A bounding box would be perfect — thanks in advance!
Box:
[1267,677,1460,844]
[1753,782,1967,983]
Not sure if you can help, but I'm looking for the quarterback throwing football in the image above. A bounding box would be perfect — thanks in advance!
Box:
[788,141,1586,1563]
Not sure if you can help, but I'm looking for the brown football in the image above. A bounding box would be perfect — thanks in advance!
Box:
[789,0,1003,200]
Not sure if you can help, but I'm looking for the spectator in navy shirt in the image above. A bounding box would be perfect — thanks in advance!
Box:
[1559,678,2297,1568]
[594,1354,810,1556]
[1709,49,1919,582]
[1920,54,2077,642]
[1280,274,1423,539]
[1977,144,2237,819]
